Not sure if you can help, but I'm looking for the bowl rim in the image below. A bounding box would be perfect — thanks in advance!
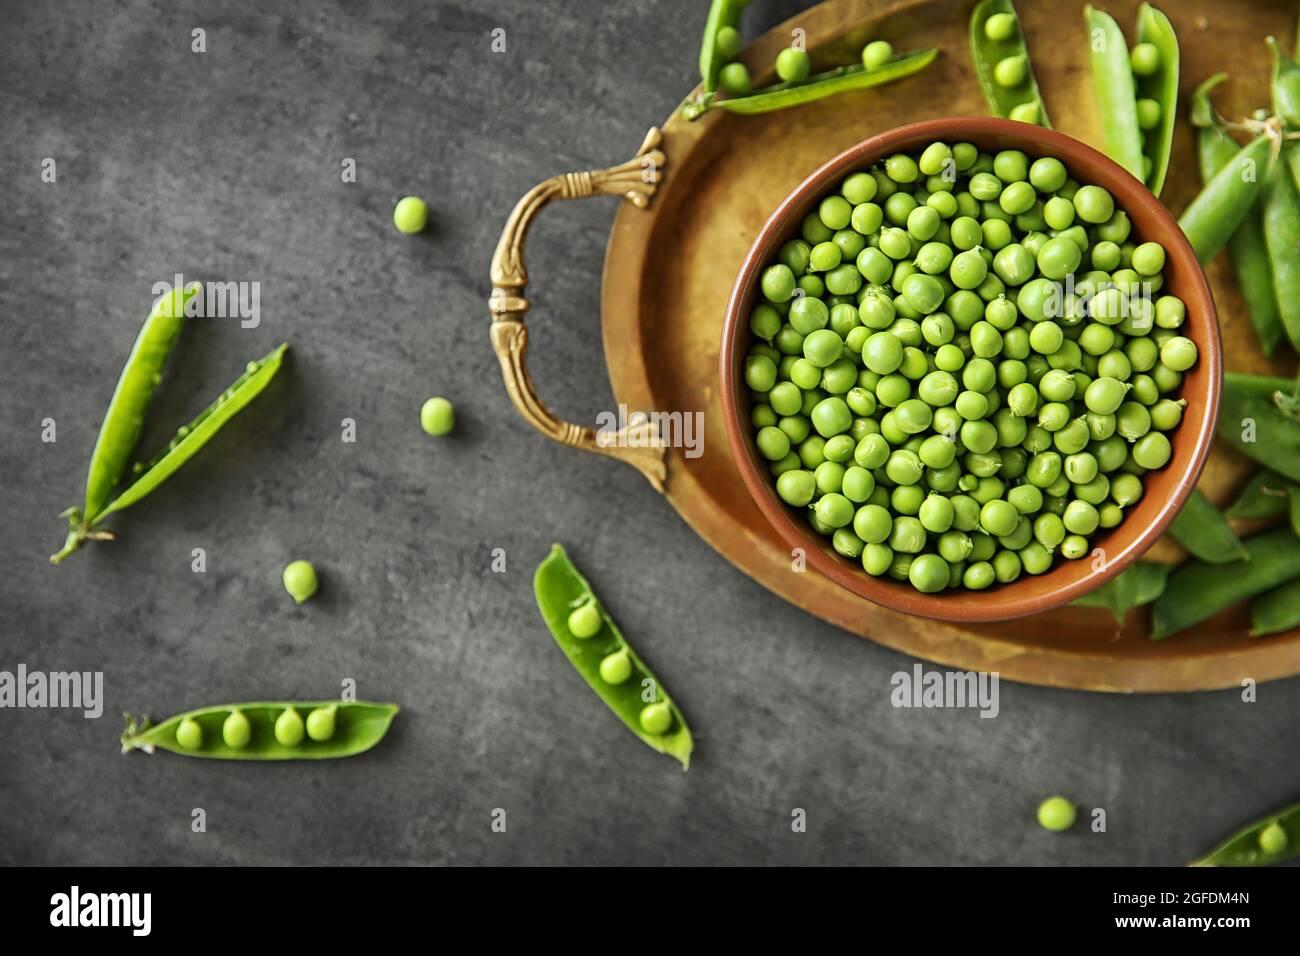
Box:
[719,116,1222,623]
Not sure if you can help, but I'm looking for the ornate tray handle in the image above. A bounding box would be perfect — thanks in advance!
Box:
[489,128,668,493]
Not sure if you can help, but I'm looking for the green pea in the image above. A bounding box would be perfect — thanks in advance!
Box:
[1150,398,1185,431]
[222,710,252,749]
[1132,431,1172,469]
[1035,236,1081,281]
[568,600,603,638]
[599,650,633,685]
[861,542,893,575]
[1037,795,1077,832]
[282,560,319,604]
[1131,241,1166,276]
[420,396,456,436]
[963,561,995,589]
[814,493,855,529]
[1159,335,1197,372]
[776,469,816,507]
[862,39,895,69]
[992,549,1022,582]
[993,150,1029,183]
[1130,42,1160,76]
[1259,821,1289,856]
[718,62,751,95]
[176,717,203,751]
[775,47,811,83]
[908,553,950,593]
[842,172,878,205]
[863,331,904,373]
[1073,185,1115,225]
[1111,472,1144,507]
[639,701,673,735]
[919,493,955,533]
[393,195,429,234]
[275,707,305,747]
[306,705,337,742]
[761,264,796,302]
[855,432,891,469]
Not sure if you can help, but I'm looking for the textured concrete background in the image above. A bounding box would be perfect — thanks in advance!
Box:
[1,0,1297,866]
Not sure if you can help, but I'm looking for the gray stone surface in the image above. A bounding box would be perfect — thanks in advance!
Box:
[1,0,1296,867]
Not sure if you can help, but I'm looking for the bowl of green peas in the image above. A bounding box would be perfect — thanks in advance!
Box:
[720,116,1220,622]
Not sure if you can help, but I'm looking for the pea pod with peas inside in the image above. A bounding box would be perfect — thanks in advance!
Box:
[683,48,938,120]
[1191,797,1299,866]
[120,701,399,759]
[51,289,289,565]
[697,0,748,94]
[1193,73,1284,357]
[969,0,1050,126]
[534,545,692,769]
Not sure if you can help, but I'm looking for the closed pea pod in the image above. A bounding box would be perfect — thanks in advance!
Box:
[120,700,398,760]
[1167,488,1250,564]
[1178,134,1274,264]
[1261,148,1300,353]
[1227,469,1297,519]
[1251,578,1300,637]
[534,545,692,769]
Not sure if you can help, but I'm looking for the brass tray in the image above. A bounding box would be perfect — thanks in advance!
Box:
[490,0,1300,691]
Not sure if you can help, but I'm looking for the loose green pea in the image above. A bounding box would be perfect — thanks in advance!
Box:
[275,707,305,746]
[393,196,429,234]
[599,651,633,685]
[908,553,950,593]
[176,717,203,751]
[222,710,252,749]
[283,560,318,604]
[1037,795,1077,832]
[1159,336,1197,372]
[1132,432,1171,469]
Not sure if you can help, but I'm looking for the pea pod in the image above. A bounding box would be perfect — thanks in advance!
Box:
[683,49,938,120]
[1178,134,1275,264]
[1134,3,1178,195]
[51,343,289,563]
[1268,36,1300,127]
[1150,527,1300,640]
[1251,578,1300,636]
[698,0,746,94]
[1191,798,1300,866]
[1070,559,1170,622]
[81,284,197,525]
[1194,75,1284,357]
[1217,374,1300,484]
[534,544,693,770]
[969,0,1051,127]
[120,701,399,760]
[1226,469,1296,519]
[1261,149,1300,353]
[1167,488,1249,563]
[1083,5,1144,183]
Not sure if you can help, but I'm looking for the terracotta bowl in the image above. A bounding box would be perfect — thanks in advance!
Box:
[720,116,1221,623]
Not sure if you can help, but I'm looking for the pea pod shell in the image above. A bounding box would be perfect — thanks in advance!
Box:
[93,343,288,522]
[1217,374,1300,484]
[534,544,693,770]
[1191,798,1300,866]
[698,0,743,94]
[1070,560,1170,623]
[1150,527,1300,640]
[1084,5,1144,182]
[1250,577,1300,637]
[1167,488,1250,563]
[1226,469,1295,519]
[1268,35,1300,127]
[689,49,938,118]
[121,701,399,760]
[82,284,197,523]
[1136,3,1179,195]
[969,0,1051,127]
[1179,134,1274,264]
[1263,150,1300,352]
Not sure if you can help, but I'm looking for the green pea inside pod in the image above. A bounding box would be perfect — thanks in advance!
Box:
[599,650,633,686]
[222,709,252,750]
[639,701,673,736]
[175,717,203,751]
[567,600,602,638]
[275,707,305,747]
[306,704,337,742]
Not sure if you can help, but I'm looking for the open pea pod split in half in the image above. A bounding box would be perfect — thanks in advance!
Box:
[121,701,399,760]
[697,0,746,94]
[969,0,1051,127]
[534,545,693,770]
[1083,3,1179,195]
[51,284,288,563]
[1192,797,1300,866]
[684,48,938,120]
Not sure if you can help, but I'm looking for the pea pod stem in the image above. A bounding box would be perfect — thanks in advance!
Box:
[684,48,938,120]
